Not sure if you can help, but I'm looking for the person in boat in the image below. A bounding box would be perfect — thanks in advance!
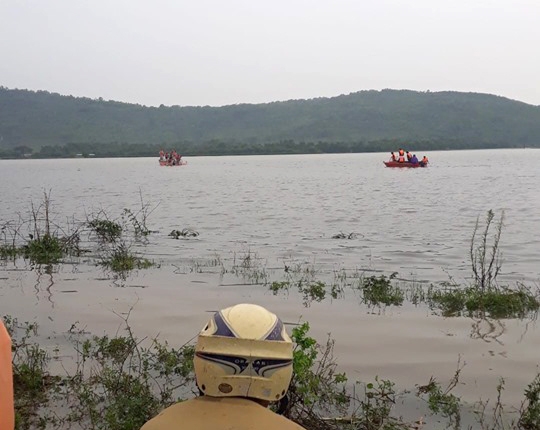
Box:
[398,148,405,157]
[1,319,14,430]
[406,151,412,162]
[420,155,429,166]
[410,154,419,164]
[141,303,306,430]
[398,152,406,163]
[389,152,397,162]
[159,149,165,161]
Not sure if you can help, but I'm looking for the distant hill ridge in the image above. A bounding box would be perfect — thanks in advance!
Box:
[1,86,540,152]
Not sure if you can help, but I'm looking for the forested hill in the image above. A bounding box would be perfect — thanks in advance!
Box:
[1,86,540,157]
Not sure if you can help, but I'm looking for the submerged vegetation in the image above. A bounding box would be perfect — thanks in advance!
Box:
[5,314,540,430]
[2,199,540,429]
[0,190,156,278]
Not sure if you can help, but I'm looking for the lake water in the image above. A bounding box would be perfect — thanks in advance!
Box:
[1,149,540,417]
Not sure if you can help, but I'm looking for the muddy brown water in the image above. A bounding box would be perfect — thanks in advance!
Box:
[1,149,540,419]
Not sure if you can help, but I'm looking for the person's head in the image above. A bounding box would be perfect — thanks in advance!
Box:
[194,303,293,403]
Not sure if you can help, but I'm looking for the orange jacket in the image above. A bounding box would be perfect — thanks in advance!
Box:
[398,156,405,162]
[0,320,14,430]
[398,149,404,156]
[422,157,429,164]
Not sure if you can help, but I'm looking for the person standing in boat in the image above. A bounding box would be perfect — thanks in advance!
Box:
[397,148,405,162]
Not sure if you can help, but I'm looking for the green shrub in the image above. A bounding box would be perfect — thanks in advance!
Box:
[88,219,122,242]
[360,273,404,306]
[22,234,64,264]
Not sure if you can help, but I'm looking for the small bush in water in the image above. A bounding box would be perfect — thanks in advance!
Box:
[88,219,122,242]
[22,234,64,264]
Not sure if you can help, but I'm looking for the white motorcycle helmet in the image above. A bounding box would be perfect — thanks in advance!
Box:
[194,303,294,402]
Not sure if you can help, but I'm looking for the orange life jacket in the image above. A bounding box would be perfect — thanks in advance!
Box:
[0,320,14,430]
[398,156,405,162]
[422,157,428,163]
[398,149,404,156]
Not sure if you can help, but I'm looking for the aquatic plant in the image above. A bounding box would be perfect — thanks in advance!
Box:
[359,273,404,307]
[229,249,268,284]
[21,234,65,264]
[66,322,195,430]
[416,362,463,429]
[0,191,81,264]
[99,242,154,275]
[168,228,199,239]
[519,374,540,430]
[6,313,540,430]
[0,243,18,259]
[87,218,122,242]
[284,322,350,429]
[331,232,358,239]
[3,317,59,430]
[470,209,504,292]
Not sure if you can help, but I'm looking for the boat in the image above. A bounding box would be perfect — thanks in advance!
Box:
[159,159,187,166]
[383,161,426,168]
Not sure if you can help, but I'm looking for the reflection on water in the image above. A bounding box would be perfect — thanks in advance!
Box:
[1,149,540,408]
[470,317,506,344]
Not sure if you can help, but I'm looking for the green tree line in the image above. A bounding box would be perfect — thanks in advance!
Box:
[0,138,524,159]
[1,86,539,158]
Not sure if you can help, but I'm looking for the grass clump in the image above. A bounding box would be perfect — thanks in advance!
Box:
[0,243,18,259]
[359,273,404,307]
[520,374,540,430]
[88,218,122,242]
[100,243,153,273]
[1,190,81,264]
[428,210,539,319]
[430,285,539,318]
[22,234,65,264]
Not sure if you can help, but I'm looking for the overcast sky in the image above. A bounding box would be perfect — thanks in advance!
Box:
[1,0,539,107]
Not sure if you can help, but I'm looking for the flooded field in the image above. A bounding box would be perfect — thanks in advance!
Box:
[1,149,540,422]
